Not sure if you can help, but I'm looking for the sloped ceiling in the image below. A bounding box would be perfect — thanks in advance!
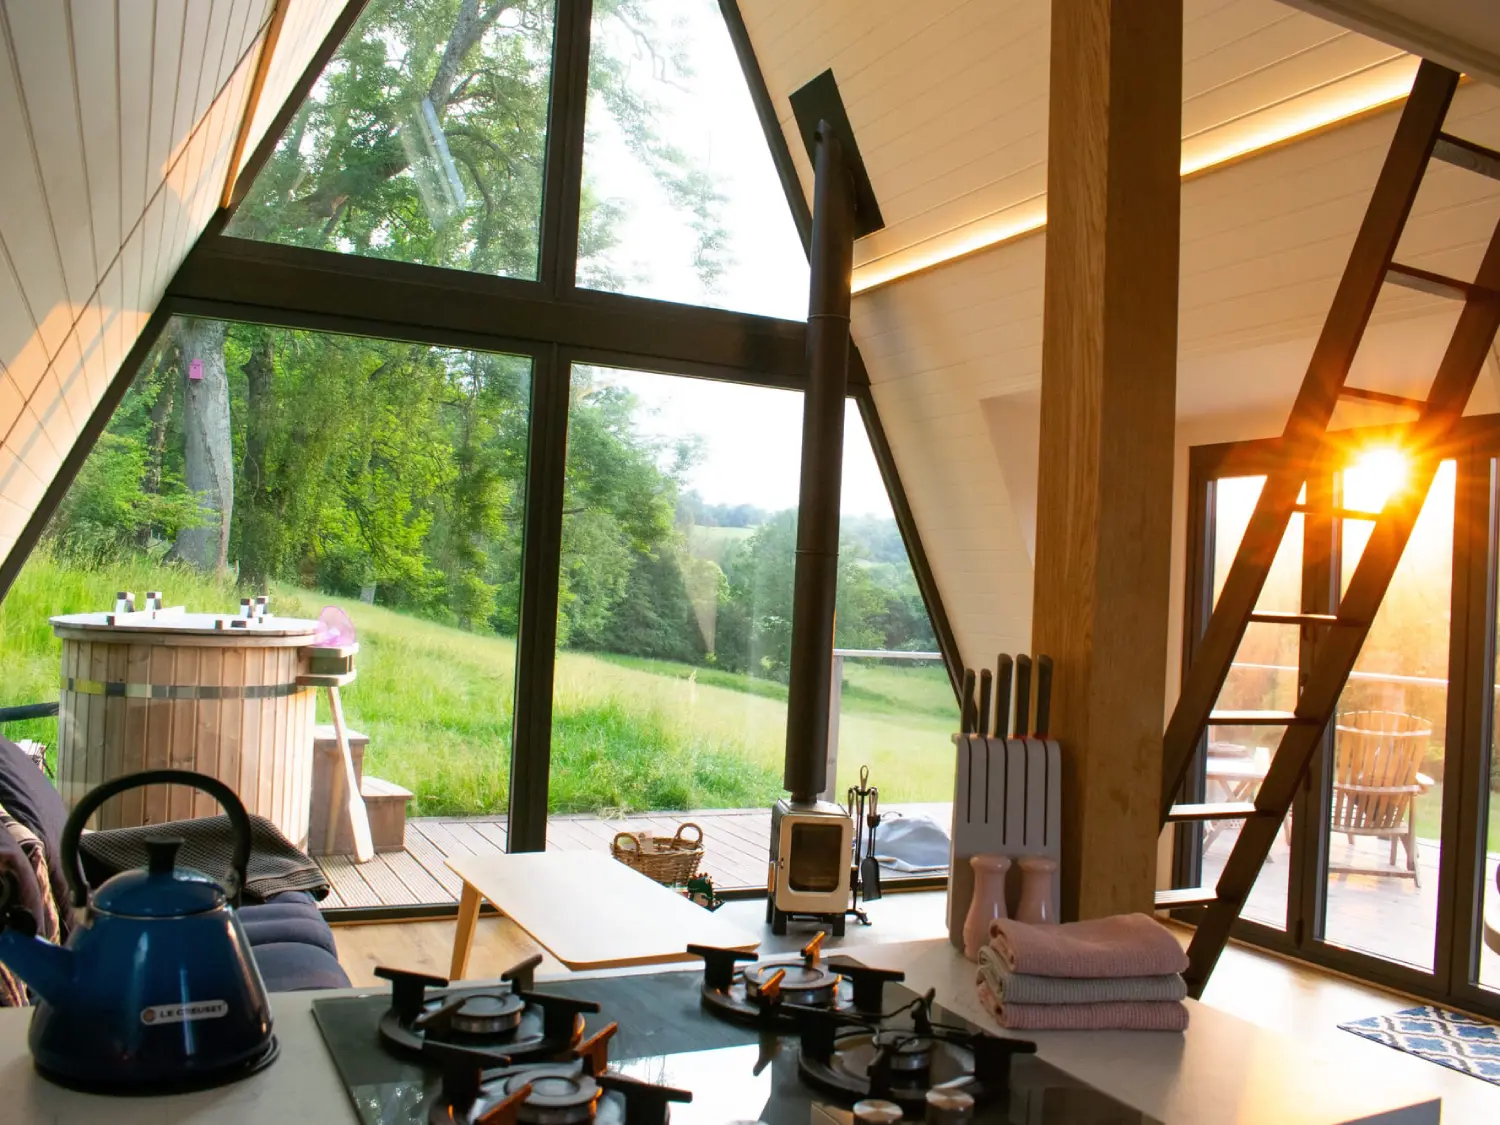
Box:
[0,0,347,570]
[740,0,1500,669]
[1285,1,1500,86]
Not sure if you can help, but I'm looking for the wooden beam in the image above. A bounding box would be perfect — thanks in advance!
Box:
[221,0,293,208]
[1031,0,1183,920]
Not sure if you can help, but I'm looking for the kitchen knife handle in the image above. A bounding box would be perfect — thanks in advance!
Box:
[960,668,977,734]
[994,655,1013,740]
[1034,654,1054,738]
[977,669,992,740]
[1013,654,1032,738]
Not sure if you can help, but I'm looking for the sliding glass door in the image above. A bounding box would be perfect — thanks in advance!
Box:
[1178,427,1500,1019]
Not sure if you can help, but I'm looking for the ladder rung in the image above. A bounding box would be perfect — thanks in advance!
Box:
[1166,801,1259,822]
[1247,611,1347,627]
[1291,503,1378,520]
[1338,385,1426,411]
[1386,261,1493,302]
[1207,710,1319,726]
[1155,887,1219,909]
[1434,132,1500,182]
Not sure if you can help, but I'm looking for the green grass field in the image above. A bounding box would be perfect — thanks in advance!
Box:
[0,551,958,817]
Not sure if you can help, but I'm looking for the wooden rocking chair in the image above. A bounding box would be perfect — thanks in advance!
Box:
[1329,711,1434,886]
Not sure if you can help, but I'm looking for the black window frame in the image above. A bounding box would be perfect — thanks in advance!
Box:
[0,0,960,878]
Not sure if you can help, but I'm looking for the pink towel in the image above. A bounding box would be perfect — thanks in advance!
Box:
[988,913,1188,978]
[978,981,1188,1031]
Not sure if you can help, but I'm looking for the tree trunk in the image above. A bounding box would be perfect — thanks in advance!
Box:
[136,349,177,548]
[238,332,276,588]
[170,318,234,572]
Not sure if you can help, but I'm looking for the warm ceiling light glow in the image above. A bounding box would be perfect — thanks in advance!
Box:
[1346,446,1410,511]
[851,56,1421,296]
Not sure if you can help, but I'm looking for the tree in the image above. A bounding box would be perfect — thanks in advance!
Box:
[170,318,233,572]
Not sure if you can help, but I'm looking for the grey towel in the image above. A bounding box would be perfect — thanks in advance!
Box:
[978,946,1187,1004]
[79,814,330,903]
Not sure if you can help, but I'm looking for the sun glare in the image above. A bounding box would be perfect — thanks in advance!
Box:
[1346,446,1410,511]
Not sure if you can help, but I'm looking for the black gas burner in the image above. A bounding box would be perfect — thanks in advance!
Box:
[375,956,596,1067]
[790,989,1038,1116]
[425,1024,691,1125]
[688,932,905,1026]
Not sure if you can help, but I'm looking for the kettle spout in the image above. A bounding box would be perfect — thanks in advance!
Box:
[0,927,76,1007]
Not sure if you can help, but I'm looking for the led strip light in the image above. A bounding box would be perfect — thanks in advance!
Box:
[850,55,1423,295]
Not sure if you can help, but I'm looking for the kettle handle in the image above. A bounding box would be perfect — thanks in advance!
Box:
[60,769,254,910]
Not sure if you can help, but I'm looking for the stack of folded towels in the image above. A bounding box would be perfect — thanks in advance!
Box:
[976,912,1189,1031]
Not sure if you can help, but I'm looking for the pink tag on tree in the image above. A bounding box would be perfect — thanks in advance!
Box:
[189,359,203,381]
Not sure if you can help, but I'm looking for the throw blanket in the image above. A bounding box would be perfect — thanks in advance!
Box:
[80,814,330,903]
[988,913,1188,978]
[977,946,1186,1004]
[0,802,61,1007]
[978,981,1188,1031]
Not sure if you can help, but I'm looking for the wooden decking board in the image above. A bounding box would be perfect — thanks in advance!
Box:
[320,854,382,907]
[357,855,421,906]
[402,824,465,896]
[380,848,450,904]
[314,804,949,912]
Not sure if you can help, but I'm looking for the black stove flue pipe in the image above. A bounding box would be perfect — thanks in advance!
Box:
[783,121,856,804]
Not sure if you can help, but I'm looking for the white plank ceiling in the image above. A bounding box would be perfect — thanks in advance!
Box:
[740,0,1500,671]
[0,0,346,570]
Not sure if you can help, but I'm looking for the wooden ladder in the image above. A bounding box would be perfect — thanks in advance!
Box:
[1158,59,1500,996]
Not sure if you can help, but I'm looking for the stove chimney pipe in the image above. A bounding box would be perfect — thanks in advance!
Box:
[783,122,856,804]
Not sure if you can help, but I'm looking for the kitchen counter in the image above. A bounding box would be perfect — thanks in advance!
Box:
[0,938,1442,1124]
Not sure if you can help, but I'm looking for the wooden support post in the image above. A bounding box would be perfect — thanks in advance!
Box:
[1032,0,1183,920]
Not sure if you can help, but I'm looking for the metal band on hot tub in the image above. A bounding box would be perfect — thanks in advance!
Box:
[59,677,310,700]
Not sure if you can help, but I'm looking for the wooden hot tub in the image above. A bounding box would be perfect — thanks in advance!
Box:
[50,611,322,846]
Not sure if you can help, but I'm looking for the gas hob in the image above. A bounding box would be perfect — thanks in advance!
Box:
[312,955,1162,1124]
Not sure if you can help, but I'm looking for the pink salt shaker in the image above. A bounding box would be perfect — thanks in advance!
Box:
[1015,855,1059,924]
[962,854,1011,961]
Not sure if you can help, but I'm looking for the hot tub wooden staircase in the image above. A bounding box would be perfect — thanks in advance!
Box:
[1158,59,1500,997]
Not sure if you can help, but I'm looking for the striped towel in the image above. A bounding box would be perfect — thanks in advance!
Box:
[988,912,1188,978]
[977,946,1186,1004]
[978,981,1189,1031]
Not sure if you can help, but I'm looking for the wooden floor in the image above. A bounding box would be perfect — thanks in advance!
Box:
[316,802,953,909]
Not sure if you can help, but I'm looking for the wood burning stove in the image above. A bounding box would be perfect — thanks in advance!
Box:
[769,72,883,937]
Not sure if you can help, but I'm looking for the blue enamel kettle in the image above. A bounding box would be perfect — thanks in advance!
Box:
[0,769,276,1091]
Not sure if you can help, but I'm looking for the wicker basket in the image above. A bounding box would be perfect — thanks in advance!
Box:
[611,822,704,885]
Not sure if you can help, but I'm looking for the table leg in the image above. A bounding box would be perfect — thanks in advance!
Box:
[450,881,482,981]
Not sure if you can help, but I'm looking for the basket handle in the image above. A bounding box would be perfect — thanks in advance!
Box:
[613,831,642,854]
[673,822,702,847]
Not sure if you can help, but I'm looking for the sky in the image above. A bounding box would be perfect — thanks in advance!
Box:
[576,0,895,519]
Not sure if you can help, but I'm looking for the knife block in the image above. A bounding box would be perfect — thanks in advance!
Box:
[947,733,1063,948]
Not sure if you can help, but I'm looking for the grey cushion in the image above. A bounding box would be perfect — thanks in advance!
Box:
[251,941,351,992]
[240,912,339,959]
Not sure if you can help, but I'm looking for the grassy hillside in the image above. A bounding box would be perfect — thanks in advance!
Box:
[1,551,957,816]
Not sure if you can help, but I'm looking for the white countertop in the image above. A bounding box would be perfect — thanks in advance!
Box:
[0,938,1442,1124]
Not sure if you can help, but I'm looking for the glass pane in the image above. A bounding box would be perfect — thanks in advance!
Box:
[830,404,953,878]
[548,366,802,887]
[1478,462,1500,994]
[1200,475,1303,930]
[228,0,556,279]
[0,317,531,910]
[1323,456,1453,970]
[578,0,809,318]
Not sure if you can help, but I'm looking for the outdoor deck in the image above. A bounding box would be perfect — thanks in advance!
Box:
[1202,824,1500,986]
[315,802,954,909]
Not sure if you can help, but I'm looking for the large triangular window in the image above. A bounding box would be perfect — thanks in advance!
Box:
[577,0,808,318]
[227,0,559,278]
[225,0,809,319]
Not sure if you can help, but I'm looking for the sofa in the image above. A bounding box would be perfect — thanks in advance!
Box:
[0,735,349,997]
